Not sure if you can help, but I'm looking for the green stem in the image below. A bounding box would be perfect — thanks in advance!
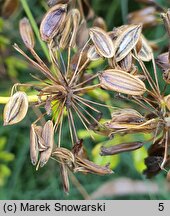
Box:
[0,95,47,104]
[20,0,50,61]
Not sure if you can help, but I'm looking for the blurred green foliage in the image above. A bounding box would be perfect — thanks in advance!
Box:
[0,0,170,200]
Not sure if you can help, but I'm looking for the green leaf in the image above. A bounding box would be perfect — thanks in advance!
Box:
[0,137,7,151]
[0,151,15,162]
[0,36,10,45]
[132,147,147,173]
[87,88,111,103]
[78,129,105,142]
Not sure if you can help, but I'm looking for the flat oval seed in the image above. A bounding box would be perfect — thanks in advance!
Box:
[40,4,67,42]
[89,27,114,58]
[40,120,54,167]
[115,25,142,62]
[19,17,35,49]
[100,142,143,156]
[30,124,40,165]
[99,69,146,95]
[3,91,28,125]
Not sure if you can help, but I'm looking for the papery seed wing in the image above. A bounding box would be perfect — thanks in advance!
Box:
[99,69,146,95]
[115,25,142,62]
[40,4,67,42]
[3,91,28,125]
[89,27,114,58]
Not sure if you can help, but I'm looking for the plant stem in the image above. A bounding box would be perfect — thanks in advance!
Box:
[20,0,50,61]
[0,95,47,104]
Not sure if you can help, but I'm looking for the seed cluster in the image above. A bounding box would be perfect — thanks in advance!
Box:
[3,0,170,193]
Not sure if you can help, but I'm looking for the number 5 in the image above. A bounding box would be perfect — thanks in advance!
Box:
[158,203,164,211]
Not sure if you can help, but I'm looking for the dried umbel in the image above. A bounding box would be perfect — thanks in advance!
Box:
[99,69,146,95]
[3,91,28,126]
[4,0,170,194]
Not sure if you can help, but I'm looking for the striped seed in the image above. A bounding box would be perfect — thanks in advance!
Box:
[100,142,143,156]
[19,17,35,49]
[40,120,54,167]
[3,91,28,126]
[89,27,115,58]
[138,35,153,62]
[40,4,67,42]
[99,69,146,95]
[115,25,142,62]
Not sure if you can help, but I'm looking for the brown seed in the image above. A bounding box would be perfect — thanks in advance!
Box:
[127,7,157,28]
[161,10,170,39]
[59,9,80,49]
[115,25,142,62]
[111,108,145,123]
[40,4,67,42]
[60,161,70,194]
[89,27,115,58]
[40,120,54,167]
[156,52,170,72]
[99,69,146,95]
[1,0,18,18]
[100,141,143,156]
[93,17,107,31]
[19,17,35,49]
[76,20,89,49]
[105,118,158,133]
[72,139,87,158]
[70,51,88,71]
[75,157,113,175]
[3,91,28,126]
[52,147,75,163]
[118,52,133,72]
[30,124,45,165]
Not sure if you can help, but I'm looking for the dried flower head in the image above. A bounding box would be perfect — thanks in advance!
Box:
[3,1,170,194]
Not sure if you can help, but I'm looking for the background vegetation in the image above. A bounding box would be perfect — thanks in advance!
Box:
[0,0,170,200]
